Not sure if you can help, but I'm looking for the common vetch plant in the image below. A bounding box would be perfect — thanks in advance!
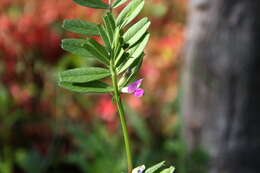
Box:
[58,0,175,172]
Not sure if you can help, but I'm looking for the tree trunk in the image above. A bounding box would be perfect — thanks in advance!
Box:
[182,0,260,173]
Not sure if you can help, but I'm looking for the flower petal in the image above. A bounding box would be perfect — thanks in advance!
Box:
[132,165,145,173]
[128,79,143,93]
[121,87,129,93]
[134,88,144,97]
[135,78,144,88]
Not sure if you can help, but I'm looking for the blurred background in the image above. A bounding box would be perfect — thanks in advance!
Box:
[0,0,209,173]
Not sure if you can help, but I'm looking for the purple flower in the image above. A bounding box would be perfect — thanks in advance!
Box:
[121,79,144,97]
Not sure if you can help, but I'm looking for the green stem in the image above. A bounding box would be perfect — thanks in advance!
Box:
[111,64,133,173]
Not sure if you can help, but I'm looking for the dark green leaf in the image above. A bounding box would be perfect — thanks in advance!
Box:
[62,19,99,35]
[103,16,114,44]
[103,12,117,46]
[145,161,165,173]
[112,0,128,8]
[59,67,110,83]
[86,38,110,65]
[115,48,126,66]
[123,17,150,46]
[160,166,175,173]
[116,0,144,28]
[104,12,116,31]
[112,27,121,54]
[73,0,109,9]
[59,81,113,93]
[106,12,116,30]
[61,39,93,58]
[97,24,111,50]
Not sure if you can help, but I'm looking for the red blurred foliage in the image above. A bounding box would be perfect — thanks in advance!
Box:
[10,83,32,109]
[0,0,187,153]
[0,0,101,116]
[96,95,117,122]
[0,2,188,172]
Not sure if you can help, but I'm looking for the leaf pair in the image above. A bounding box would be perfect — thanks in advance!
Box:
[59,34,112,93]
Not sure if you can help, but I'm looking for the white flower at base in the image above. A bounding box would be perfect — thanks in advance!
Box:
[132,165,145,173]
